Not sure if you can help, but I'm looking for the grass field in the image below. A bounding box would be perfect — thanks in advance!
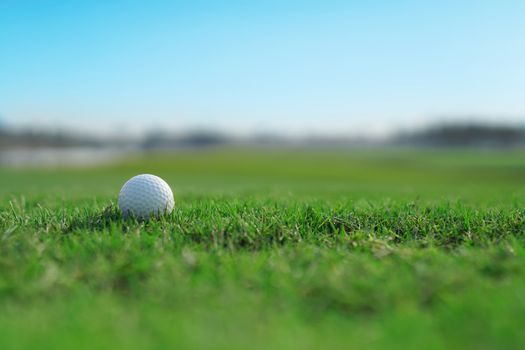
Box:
[1,148,525,349]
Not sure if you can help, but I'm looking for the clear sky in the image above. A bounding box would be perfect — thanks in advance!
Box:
[1,0,524,136]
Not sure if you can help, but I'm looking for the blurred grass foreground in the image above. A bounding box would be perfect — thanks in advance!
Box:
[1,124,525,349]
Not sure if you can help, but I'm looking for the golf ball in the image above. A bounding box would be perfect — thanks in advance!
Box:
[118,174,174,219]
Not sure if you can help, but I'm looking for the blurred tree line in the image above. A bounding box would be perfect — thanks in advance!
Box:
[1,123,525,149]
[394,124,525,148]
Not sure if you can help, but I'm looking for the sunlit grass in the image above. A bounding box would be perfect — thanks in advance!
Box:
[1,148,525,349]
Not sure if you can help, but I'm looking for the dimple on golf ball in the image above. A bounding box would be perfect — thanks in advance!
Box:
[118,174,174,219]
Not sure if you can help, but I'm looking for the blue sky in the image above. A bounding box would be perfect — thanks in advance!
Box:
[1,0,524,136]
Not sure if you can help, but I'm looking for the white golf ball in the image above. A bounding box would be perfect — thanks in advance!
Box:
[118,174,174,219]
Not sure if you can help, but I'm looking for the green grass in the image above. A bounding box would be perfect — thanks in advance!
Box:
[1,148,525,349]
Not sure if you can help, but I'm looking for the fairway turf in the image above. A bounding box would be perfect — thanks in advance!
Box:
[1,149,525,349]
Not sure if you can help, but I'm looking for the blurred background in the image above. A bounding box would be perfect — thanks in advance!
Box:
[1,0,524,200]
